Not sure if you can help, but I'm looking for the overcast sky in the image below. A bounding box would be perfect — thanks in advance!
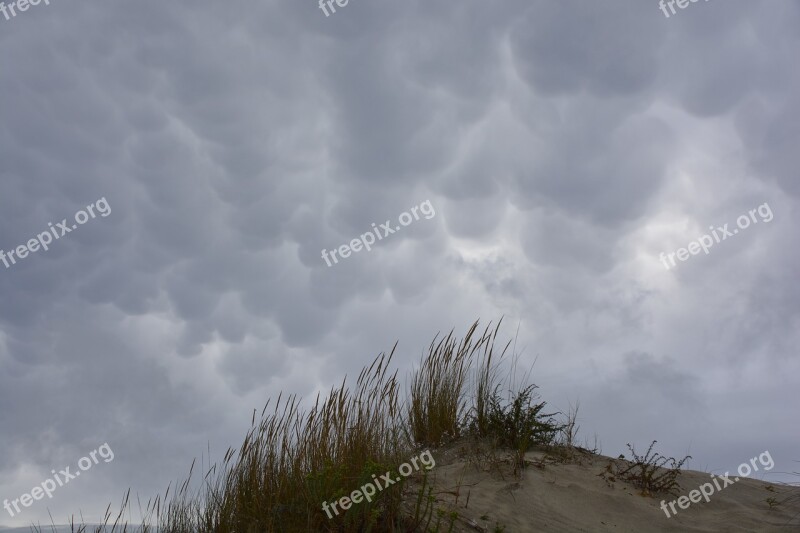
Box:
[1,0,798,527]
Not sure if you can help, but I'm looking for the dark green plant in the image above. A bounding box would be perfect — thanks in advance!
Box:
[486,383,559,451]
[482,383,560,475]
[611,440,691,496]
[767,496,780,509]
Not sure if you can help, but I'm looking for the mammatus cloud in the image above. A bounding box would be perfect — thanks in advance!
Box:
[0,0,798,526]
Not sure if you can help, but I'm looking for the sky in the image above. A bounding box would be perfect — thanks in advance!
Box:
[1,0,798,527]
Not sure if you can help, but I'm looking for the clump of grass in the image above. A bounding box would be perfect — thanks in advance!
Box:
[408,321,499,447]
[466,323,561,475]
[555,401,580,451]
[602,440,691,497]
[545,402,598,464]
[37,319,561,532]
[149,348,413,532]
[471,321,509,440]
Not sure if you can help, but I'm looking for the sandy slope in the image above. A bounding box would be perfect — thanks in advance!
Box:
[4,447,797,532]
[414,444,800,533]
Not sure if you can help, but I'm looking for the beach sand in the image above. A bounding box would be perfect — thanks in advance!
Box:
[412,444,800,532]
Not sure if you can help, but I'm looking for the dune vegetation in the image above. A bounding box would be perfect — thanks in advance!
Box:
[38,320,711,532]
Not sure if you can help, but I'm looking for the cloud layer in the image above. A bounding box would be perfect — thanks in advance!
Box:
[1,0,798,525]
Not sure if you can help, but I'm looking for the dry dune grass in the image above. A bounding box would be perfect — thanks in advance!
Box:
[34,320,800,532]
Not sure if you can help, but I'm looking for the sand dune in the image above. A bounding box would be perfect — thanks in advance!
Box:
[418,445,800,532]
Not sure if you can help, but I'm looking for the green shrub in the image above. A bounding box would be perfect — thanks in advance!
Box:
[487,384,559,450]
[605,440,691,496]
[486,383,560,474]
